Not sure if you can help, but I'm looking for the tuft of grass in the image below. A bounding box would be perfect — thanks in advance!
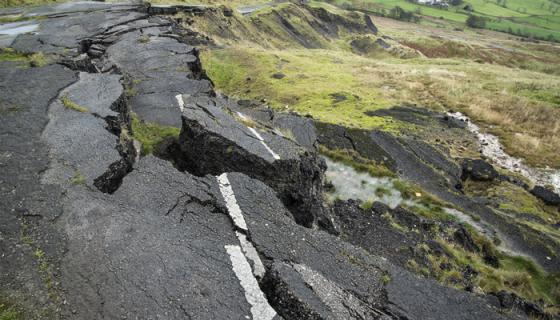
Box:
[382,273,392,285]
[130,114,180,155]
[0,49,28,63]
[438,237,560,306]
[489,182,558,222]
[392,179,456,222]
[0,49,48,67]
[138,35,150,43]
[60,95,88,113]
[0,300,22,320]
[69,171,86,186]
[28,52,47,67]
[275,127,296,141]
[319,145,395,178]
[125,87,137,98]
[381,212,408,233]
[360,200,374,210]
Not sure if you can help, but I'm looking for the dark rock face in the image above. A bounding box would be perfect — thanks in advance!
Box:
[492,291,550,320]
[177,94,333,231]
[531,185,560,206]
[375,37,390,49]
[332,200,420,267]
[453,225,479,252]
[461,158,500,182]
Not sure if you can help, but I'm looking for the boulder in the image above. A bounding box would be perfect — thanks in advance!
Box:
[530,185,560,206]
[453,225,479,252]
[461,158,499,181]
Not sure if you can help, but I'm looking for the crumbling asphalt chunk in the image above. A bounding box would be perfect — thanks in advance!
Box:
[177,94,334,231]
[104,29,213,127]
[41,72,134,194]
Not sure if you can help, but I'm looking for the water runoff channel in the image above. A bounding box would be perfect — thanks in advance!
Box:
[323,111,560,258]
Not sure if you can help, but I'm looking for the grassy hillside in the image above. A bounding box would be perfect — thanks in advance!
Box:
[321,0,560,42]
[190,2,560,168]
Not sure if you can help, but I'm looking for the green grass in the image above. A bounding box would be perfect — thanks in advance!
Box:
[319,146,396,178]
[323,0,560,42]
[0,0,64,8]
[425,235,560,308]
[130,114,180,155]
[0,301,22,320]
[0,49,48,67]
[69,171,86,186]
[0,49,29,64]
[488,182,559,223]
[202,47,404,131]
[60,94,87,113]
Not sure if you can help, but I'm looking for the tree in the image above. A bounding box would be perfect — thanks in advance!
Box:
[388,6,420,22]
[466,14,486,28]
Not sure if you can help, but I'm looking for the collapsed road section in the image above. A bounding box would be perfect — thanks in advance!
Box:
[0,2,526,319]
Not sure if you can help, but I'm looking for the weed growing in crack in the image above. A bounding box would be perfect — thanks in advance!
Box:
[18,219,62,309]
[130,113,180,155]
[28,52,47,67]
[69,171,86,186]
[138,35,150,43]
[0,298,22,320]
[61,95,88,113]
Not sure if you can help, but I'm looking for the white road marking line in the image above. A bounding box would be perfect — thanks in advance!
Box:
[247,127,281,160]
[217,173,248,232]
[175,94,184,112]
[225,245,277,320]
[236,231,266,279]
[294,264,373,318]
[236,112,281,161]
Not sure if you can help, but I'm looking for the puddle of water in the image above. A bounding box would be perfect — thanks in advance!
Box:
[0,21,38,35]
[325,157,531,257]
[324,158,404,209]
[448,112,560,193]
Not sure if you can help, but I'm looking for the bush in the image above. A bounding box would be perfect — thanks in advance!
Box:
[466,15,486,28]
[388,6,420,23]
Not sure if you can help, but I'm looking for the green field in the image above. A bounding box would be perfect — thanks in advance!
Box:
[321,0,560,41]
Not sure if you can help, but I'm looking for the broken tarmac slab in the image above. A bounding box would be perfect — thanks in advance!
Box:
[41,71,133,194]
[177,93,333,231]
[103,28,213,127]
